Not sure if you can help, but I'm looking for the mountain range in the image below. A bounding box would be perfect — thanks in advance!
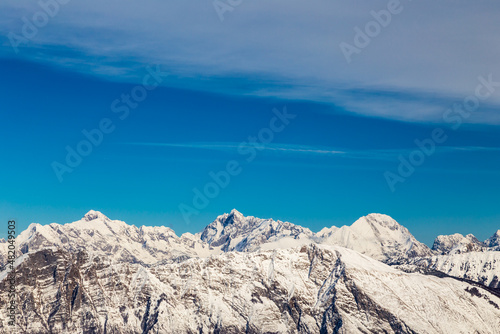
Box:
[0,209,499,333]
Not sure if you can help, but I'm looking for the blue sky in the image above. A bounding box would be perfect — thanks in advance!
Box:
[0,1,499,245]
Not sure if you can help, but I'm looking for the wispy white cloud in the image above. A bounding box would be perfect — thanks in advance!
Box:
[2,0,500,124]
[127,142,345,155]
[446,146,500,153]
[126,142,500,160]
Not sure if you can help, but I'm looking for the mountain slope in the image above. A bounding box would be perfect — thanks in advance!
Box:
[1,244,499,333]
[317,213,434,264]
[486,230,500,249]
[432,233,487,255]
[405,251,500,289]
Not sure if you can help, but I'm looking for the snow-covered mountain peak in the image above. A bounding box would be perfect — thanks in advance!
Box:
[433,233,464,247]
[486,229,500,248]
[316,225,339,238]
[200,210,314,252]
[82,210,110,222]
[221,208,246,227]
[229,208,244,218]
[349,214,409,243]
[319,213,433,263]
[432,233,486,255]
[200,209,256,244]
[15,223,45,245]
[0,212,212,267]
[353,213,402,231]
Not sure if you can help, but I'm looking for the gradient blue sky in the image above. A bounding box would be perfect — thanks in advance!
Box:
[1,1,499,245]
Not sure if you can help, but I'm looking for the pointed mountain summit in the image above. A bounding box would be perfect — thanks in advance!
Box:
[200,209,256,245]
[318,213,433,264]
[227,208,245,221]
[486,230,500,249]
[200,209,314,252]
[82,210,110,222]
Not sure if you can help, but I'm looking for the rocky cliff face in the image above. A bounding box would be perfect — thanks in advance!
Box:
[486,230,500,249]
[1,245,500,333]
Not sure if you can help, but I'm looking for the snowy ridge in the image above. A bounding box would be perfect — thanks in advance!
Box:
[2,209,498,268]
[198,211,435,264]
[199,209,314,252]
[432,233,487,255]
[1,210,500,333]
[404,251,500,289]
[0,210,211,266]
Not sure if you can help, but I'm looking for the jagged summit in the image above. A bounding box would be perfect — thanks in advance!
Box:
[200,209,313,252]
[82,210,109,222]
[221,209,245,226]
[486,230,500,248]
[229,208,243,216]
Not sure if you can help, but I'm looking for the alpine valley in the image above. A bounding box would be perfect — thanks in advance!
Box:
[0,210,499,333]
